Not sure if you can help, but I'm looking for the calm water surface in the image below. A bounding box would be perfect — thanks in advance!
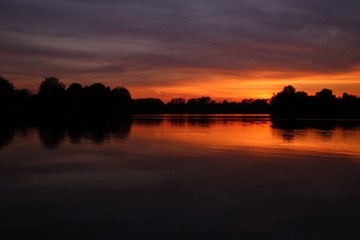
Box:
[1,114,360,239]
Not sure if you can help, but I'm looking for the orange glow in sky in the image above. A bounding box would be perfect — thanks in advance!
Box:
[116,69,360,102]
[4,67,360,103]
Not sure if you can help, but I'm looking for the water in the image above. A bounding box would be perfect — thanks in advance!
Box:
[1,114,360,239]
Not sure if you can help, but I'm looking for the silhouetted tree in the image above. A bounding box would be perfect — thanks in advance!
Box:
[314,88,337,115]
[239,99,269,113]
[15,89,30,98]
[110,87,132,113]
[186,96,216,113]
[35,77,67,112]
[85,83,110,97]
[0,75,15,97]
[282,85,296,94]
[166,98,187,113]
[66,83,83,96]
[133,98,165,113]
[170,98,186,104]
[39,77,65,96]
[187,96,214,105]
[315,88,335,99]
[339,92,360,116]
[64,83,84,112]
[82,83,111,113]
[0,76,17,115]
[270,85,310,117]
[111,87,131,103]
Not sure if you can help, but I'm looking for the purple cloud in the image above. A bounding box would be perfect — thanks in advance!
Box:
[1,0,360,93]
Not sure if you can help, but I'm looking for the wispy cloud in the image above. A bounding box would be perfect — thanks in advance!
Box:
[1,0,360,99]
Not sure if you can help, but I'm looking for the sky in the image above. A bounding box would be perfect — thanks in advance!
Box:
[1,0,360,102]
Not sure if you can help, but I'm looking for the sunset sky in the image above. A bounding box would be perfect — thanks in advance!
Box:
[1,0,360,102]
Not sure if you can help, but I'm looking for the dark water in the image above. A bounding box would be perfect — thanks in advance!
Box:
[1,114,360,239]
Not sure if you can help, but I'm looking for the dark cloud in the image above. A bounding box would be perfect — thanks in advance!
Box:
[1,0,360,91]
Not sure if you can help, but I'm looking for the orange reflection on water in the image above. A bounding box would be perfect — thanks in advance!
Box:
[2,115,359,161]
[128,115,360,159]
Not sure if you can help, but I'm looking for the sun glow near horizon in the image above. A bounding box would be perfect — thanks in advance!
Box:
[5,68,360,103]
[125,69,360,102]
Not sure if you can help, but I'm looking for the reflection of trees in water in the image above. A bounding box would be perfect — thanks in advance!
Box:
[15,125,29,138]
[279,130,296,142]
[83,124,109,144]
[166,115,269,128]
[0,121,30,151]
[0,117,132,150]
[37,118,132,149]
[187,117,212,128]
[276,129,307,142]
[315,130,333,140]
[110,121,132,140]
[272,119,334,130]
[132,117,164,126]
[38,126,66,150]
[0,126,15,150]
[271,119,360,141]
[168,118,186,127]
[67,123,83,144]
[170,116,215,128]
[132,115,270,128]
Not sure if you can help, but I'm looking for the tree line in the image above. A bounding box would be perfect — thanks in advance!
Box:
[0,75,269,116]
[271,85,360,117]
[1,75,359,117]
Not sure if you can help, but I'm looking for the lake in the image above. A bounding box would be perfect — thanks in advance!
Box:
[1,114,360,239]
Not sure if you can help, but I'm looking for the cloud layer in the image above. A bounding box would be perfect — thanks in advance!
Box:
[1,0,360,99]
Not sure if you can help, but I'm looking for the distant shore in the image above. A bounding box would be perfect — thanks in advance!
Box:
[1,76,359,118]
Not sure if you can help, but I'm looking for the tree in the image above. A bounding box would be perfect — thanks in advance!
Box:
[66,83,83,96]
[39,77,65,96]
[0,75,15,97]
[111,87,132,113]
[0,76,16,112]
[340,93,360,116]
[270,85,307,116]
[282,85,296,95]
[342,92,356,101]
[314,88,337,114]
[187,96,213,105]
[85,83,110,98]
[167,98,186,113]
[111,87,131,101]
[133,98,165,113]
[15,89,30,98]
[315,88,335,99]
[170,98,186,105]
[240,98,269,113]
